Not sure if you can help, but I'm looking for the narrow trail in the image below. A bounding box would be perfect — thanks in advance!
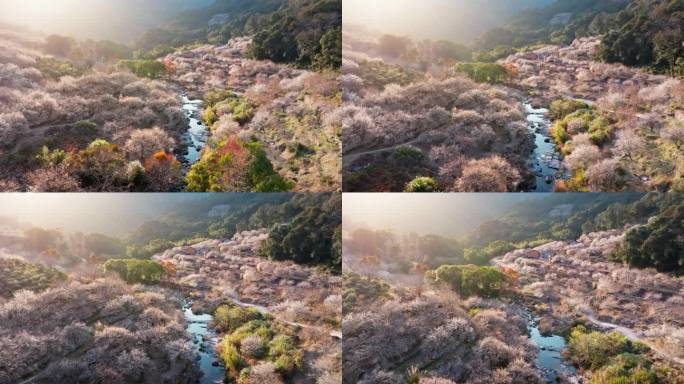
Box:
[344,136,424,165]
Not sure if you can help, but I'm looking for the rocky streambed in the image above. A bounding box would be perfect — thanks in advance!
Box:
[179,92,208,170]
[183,302,225,384]
[524,101,569,192]
[523,307,579,383]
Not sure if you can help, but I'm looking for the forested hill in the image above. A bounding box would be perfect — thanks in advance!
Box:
[136,0,342,70]
[463,193,683,274]
[127,193,342,272]
[475,0,684,76]
[476,0,630,50]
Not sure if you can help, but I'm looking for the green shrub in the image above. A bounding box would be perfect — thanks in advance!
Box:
[358,60,417,89]
[273,353,302,376]
[185,137,293,192]
[204,90,239,107]
[343,273,390,312]
[214,305,263,333]
[590,353,658,384]
[102,259,164,284]
[553,121,571,146]
[35,57,84,79]
[426,264,508,298]
[226,320,274,346]
[117,60,167,79]
[568,325,649,370]
[473,46,517,63]
[126,239,174,259]
[405,176,440,192]
[220,340,244,372]
[215,98,254,124]
[464,240,516,265]
[393,146,424,164]
[549,98,589,121]
[268,335,297,356]
[454,62,509,84]
[0,258,67,297]
[588,116,612,144]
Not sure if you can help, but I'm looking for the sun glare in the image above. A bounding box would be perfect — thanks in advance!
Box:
[4,0,80,27]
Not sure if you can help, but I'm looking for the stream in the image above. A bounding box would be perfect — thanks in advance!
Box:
[524,308,578,383]
[182,302,225,384]
[181,93,208,166]
[524,102,567,192]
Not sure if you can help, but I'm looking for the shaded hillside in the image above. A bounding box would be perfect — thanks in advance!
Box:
[127,193,342,272]
[464,193,683,273]
[137,0,341,70]
[476,0,630,50]
[475,0,684,76]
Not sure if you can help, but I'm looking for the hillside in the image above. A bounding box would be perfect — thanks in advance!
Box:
[475,0,683,76]
[0,18,341,192]
[137,0,342,70]
[127,193,342,272]
[342,193,684,383]
[0,194,343,384]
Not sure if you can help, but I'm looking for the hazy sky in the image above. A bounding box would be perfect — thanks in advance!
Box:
[343,193,534,237]
[0,194,206,235]
[0,0,212,42]
[343,0,552,43]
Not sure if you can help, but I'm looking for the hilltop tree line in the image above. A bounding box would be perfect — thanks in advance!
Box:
[128,193,342,272]
[474,0,683,76]
[39,1,343,72]
[346,194,682,275]
[137,0,341,70]
[13,194,341,275]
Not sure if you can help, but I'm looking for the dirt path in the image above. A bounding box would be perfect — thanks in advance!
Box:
[344,136,424,165]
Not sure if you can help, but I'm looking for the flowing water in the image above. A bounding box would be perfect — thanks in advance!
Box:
[525,102,567,192]
[525,310,578,383]
[181,94,208,165]
[182,302,225,384]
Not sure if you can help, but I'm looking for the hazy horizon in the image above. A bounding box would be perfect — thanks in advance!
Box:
[0,194,209,236]
[343,0,553,44]
[0,0,213,42]
[342,193,535,237]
